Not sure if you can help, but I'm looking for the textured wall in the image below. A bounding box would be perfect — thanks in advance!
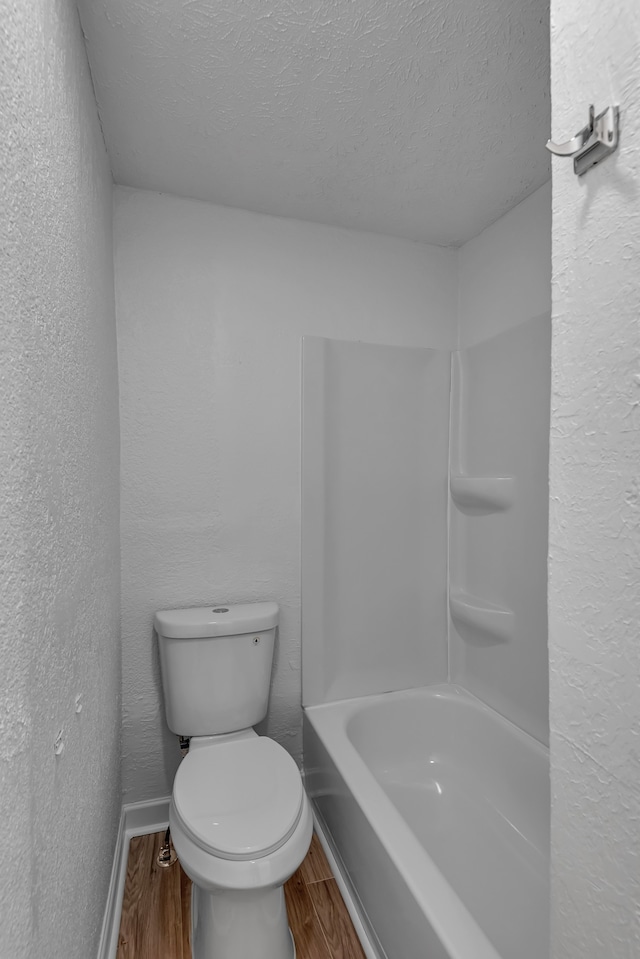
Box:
[0,4,120,959]
[77,0,549,246]
[114,186,457,802]
[549,0,640,954]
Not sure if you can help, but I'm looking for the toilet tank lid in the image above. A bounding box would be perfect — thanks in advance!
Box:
[154,602,279,639]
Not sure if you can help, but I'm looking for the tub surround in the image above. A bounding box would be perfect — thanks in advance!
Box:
[302,337,451,705]
[302,311,551,743]
[449,314,551,744]
[452,182,551,743]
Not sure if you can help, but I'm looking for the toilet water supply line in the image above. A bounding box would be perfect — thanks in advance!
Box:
[157,736,190,867]
[157,826,176,868]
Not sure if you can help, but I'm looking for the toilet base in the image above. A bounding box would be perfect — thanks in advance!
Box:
[191,881,295,959]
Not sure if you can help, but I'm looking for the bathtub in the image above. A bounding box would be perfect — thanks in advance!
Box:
[303,685,549,959]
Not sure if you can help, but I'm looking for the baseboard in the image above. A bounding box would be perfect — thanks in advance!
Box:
[312,809,385,959]
[96,796,170,959]
[122,795,171,838]
[96,806,126,959]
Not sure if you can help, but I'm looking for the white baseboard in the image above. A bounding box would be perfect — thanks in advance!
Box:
[96,796,171,959]
[96,807,126,959]
[122,795,171,838]
[312,810,385,959]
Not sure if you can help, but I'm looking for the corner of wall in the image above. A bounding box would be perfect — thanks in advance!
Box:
[456,181,552,349]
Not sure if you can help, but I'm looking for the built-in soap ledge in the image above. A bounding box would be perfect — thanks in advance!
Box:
[449,590,514,644]
[450,475,515,513]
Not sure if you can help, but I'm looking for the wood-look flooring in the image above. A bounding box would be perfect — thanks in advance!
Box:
[117,830,367,959]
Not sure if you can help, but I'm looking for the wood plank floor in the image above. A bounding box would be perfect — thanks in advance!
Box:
[117,831,367,959]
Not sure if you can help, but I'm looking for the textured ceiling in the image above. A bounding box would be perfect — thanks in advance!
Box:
[77,0,550,246]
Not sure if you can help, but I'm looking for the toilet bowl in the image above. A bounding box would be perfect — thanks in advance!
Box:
[154,602,312,959]
[169,732,313,959]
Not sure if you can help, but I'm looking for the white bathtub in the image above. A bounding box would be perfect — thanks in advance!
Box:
[303,685,549,959]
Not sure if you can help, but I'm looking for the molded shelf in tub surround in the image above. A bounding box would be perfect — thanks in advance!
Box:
[449,591,514,644]
[450,476,515,513]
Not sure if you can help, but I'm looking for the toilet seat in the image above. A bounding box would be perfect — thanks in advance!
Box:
[172,737,304,861]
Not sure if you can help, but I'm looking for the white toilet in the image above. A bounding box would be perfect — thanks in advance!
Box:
[154,602,313,959]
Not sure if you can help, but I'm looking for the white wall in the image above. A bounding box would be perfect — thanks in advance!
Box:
[549,1,640,954]
[114,186,457,802]
[0,4,120,959]
[458,182,551,348]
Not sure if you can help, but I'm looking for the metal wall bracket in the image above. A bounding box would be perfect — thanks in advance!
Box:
[546,105,620,176]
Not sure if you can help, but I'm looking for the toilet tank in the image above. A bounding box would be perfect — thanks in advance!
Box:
[154,602,279,737]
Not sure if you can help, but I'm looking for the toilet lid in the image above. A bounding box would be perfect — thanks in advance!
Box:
[173,737,304,861]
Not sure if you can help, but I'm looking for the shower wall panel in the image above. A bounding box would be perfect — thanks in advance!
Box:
[449,314,551,744]
[302,337,450,706]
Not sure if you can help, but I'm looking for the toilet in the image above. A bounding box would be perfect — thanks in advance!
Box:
[154,602,313,959]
